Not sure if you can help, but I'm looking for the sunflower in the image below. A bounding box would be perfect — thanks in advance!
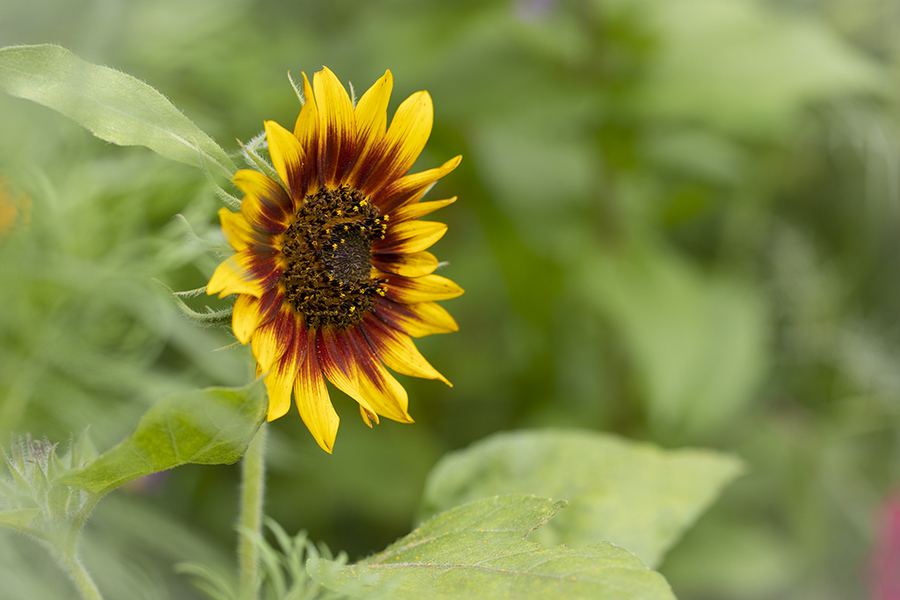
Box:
[207,67,462,453]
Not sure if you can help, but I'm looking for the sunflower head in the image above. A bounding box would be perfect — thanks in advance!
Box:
[207,67,462,453]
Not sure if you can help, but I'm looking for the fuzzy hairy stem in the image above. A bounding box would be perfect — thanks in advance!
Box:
[238,424,267,600]
[55,547,104,600]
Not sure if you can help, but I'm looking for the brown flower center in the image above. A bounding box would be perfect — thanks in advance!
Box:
[281,185,387,329]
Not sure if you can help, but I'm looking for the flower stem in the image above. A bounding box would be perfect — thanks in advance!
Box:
[56,549,104,600]
[238,423,267,600]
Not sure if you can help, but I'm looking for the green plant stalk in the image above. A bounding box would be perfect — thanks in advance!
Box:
[53,546,104,600]
[50,495,105,600]
[238,423,267,600]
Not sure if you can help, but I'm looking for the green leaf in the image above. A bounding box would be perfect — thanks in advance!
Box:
[60,381,266,496]
[418,430,743,569]
[0,44,236,177]
[310,495,675,600]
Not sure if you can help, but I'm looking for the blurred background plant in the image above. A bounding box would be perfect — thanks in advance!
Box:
[1,0,898,598]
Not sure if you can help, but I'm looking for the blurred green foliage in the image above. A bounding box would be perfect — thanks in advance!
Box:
[1,0,899,598]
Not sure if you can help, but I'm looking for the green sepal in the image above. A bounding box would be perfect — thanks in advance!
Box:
[212,182,242,211]
[239,132,280,183]
[287,71,306,107]
[154,280,233,328]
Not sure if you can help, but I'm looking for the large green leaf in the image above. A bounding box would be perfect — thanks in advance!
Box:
[0,44,236,176]
[418,430,742,569]
[310,495,675,600]
[60,381,266,496]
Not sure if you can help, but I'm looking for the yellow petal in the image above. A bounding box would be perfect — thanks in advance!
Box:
[232,294,261,344]
[360,91,433,196]
[372,251,438,278]
[315,328,378,419]
[233,169,293,233]
[358,369,412,423]
[375,220,447,254]
[359,405,378,428]
[219,208,256,252]
[294,333,339,453]
[390,197,457,224]
[362,314,450,385]
[383,273,464,303]
[233,287,286,345]
[256,286,285,328]
[265,368,293,421]
[313,66,357,188]
[265,319,307,421]
[348,328,413,423]
[293,72,319,170]
[372,155,462,214]
[265,120,307,201]
[212,246,283,297]
[251,307,297,373]
[373,298,459,338]
[347,70,392,188]
[207,251,268,298]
